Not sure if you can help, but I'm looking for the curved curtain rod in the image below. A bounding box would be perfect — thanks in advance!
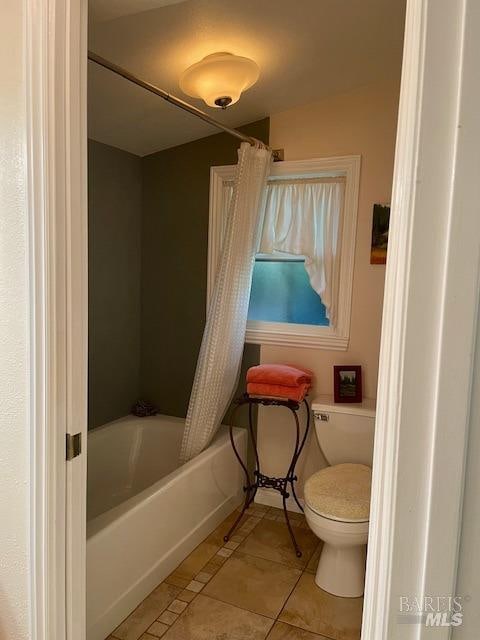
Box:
[88,50,267,150]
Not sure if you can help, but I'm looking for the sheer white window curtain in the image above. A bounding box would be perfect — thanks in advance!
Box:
[180,142,272,463]
[220,178,345,325]
[259,180,345,326]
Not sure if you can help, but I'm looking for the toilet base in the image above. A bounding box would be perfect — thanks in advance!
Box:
[315,542,366,598]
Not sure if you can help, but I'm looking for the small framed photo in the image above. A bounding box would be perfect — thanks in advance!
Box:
[370,203,390,264]
[334,365,363,403]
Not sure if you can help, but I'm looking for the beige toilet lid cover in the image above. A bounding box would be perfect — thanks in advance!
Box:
[304,463,372,522]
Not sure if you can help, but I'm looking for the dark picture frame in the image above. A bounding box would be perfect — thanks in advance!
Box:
[370,203,390,264]
[334,365,363,403]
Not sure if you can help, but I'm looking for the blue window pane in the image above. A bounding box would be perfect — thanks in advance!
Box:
[248,259,329,326]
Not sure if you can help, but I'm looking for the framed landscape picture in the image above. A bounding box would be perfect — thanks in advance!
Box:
[334,365,363,403]
[371,203,390,264]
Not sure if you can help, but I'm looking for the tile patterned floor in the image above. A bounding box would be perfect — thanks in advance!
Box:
[107,505,363,640]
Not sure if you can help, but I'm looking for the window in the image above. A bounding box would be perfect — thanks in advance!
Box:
[208,156,361,349]
[248,254,329,326]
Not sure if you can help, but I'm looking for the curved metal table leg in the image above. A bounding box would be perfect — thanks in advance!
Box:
[289,400,311,513]
[279,405,302,556]
[223,402,254,542]
[223,395,310,557]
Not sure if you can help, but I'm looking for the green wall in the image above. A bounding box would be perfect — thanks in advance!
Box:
[140,119,270,421]
[88,140,142,428]
[88,118,269,431]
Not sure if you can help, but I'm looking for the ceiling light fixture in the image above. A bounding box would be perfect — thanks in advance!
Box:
[179,52,260,109]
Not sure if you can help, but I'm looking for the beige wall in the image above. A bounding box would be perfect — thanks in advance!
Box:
[0,1,31,637]
[257,81,400,497]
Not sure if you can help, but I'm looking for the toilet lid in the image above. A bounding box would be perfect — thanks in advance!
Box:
[304,463,372,523]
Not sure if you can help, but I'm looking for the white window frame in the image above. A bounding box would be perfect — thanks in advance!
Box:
[208,155,361,349]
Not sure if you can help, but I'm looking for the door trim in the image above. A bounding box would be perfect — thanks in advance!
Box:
[362,0,480,637]
[26,1,88,639]
[26,0,480,637]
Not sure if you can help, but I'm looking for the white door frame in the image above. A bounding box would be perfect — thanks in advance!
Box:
[363,0,480,637]
[25,0,479,638]
[26,0,88,639]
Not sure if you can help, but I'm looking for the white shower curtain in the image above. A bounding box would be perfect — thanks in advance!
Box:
[180,142,272,463]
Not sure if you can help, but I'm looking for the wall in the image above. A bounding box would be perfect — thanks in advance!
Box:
[88,140,142,428]
[0,1,31,637]
[140,119,269,421]
[453,299,480,638]
[256,82,400,496]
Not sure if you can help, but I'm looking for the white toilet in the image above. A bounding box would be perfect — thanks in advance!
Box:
[304,395,375,598]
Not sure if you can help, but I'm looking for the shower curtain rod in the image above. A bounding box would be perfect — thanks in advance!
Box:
[88,50,263,148]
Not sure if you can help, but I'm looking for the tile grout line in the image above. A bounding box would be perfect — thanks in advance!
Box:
[278,619,338,640]
[199,591,277,624]
[141,507,272,637]
[275,566,306,625]
[108,506,308,640]
[167,507,318,636]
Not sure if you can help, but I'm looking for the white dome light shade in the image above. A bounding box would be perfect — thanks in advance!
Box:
[179,52,260,108]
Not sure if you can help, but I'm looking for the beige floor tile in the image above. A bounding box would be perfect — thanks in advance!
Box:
[200,558,224,575]
[224,540,240,550]
[279,573,363,640]
[167,541,219,583]
[168,599,188,614]
[267,621,330,640]
[195,571,213,583]
[290,519,305,529]
[139,634,161,640]
[203,552,301,618]
[164,575,189,589]
[244,516,263,530]
[305,543,323,574]
[186,580,204,593]
[265,507,283,518]
[177,589,197,603]
[247,504,269,517]
[286,511,304,521]
[205,511,249,547]
[146,621,169,637]
[113,583,181,640]
[239,519,318,569]
[157,610,178,625]
[264,512,279,520]
[162,594,273,640]
[230,534,244,543]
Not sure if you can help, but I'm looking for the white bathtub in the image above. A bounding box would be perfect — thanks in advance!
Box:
[86,414,246,640]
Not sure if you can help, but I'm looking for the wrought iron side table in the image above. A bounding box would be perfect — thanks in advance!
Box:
[223,394,310,557]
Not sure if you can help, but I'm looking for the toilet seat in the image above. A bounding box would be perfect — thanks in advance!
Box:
[304,463,371,523]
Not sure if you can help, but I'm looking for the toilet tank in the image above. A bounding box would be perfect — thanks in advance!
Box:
[311,395,376,466]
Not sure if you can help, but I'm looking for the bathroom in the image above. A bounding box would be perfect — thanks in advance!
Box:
[87,1,406,639]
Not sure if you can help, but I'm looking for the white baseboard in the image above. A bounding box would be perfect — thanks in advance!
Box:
[254,488,304,514]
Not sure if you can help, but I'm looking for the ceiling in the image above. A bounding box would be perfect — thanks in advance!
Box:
[89,0,187,23]
[88,0,406,156]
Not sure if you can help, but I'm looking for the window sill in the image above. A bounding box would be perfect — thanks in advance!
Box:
[245,321,349,350]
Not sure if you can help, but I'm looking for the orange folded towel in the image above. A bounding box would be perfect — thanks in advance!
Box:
[246,364,313,402]
[246,364,313,387]
[246,382,311,402]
